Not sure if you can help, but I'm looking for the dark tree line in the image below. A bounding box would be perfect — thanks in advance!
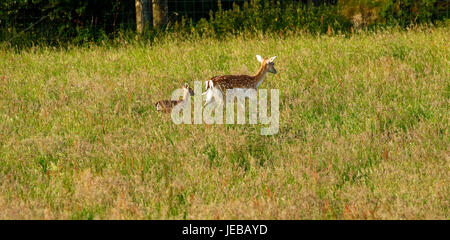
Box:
[1,0,448,45]
[0,0,341,32]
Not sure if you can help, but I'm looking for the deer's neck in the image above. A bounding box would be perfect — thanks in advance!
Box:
[252,63,268,88]
[182,91,190,102]
[175,91,190,104]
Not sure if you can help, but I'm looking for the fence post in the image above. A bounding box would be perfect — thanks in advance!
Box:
[152,0,168,28]
[135,0,152,34]
[135,0,143,33]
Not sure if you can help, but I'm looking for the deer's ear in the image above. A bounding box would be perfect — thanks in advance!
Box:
[269,56,277,62]
[256,55,263,63]
[184,83,189,88]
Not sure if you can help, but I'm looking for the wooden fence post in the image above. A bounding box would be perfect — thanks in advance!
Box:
[135,0,152,34]
[152,0,168,28]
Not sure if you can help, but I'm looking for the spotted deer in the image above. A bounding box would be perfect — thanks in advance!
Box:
[203,55,277,106]
[155,83,194,113]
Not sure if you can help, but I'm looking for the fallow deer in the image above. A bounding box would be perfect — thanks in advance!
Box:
[203,55,277,106]
[155,83,194,113]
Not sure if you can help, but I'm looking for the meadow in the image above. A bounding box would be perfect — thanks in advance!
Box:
[0,26,448,219]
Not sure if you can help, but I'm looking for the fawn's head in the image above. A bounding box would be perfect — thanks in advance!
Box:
[256,55,277,74]
[183,83,195,97]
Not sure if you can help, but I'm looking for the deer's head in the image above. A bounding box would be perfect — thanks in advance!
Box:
[256,55,277,74]
[185,83,195,95]
[181,83,195,100]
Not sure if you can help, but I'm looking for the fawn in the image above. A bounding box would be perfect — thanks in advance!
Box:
[155,83,194,113]
[203,55,277,106]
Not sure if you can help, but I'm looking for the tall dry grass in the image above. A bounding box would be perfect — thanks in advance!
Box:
[0,26,448,219]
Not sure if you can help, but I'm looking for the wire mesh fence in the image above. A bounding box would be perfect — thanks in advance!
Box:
[2,1,252,31]
[1,0,254,43]
[169,0,244,21]
[1,0,448,45]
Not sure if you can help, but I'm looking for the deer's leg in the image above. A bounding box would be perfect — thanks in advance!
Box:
[204,88,215,107]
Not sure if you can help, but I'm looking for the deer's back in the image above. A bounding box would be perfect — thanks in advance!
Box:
[211,75,256,90]
[155,100,181,113]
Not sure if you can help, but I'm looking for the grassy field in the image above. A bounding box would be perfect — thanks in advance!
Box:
[0,26,448,219]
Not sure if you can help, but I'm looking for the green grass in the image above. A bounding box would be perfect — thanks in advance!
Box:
[0,26,449,219]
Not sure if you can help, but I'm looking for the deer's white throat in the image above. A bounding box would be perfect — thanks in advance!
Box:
[255,72,267,89]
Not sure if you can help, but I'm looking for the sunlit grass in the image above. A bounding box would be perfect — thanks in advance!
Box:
[0,26,448,219]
